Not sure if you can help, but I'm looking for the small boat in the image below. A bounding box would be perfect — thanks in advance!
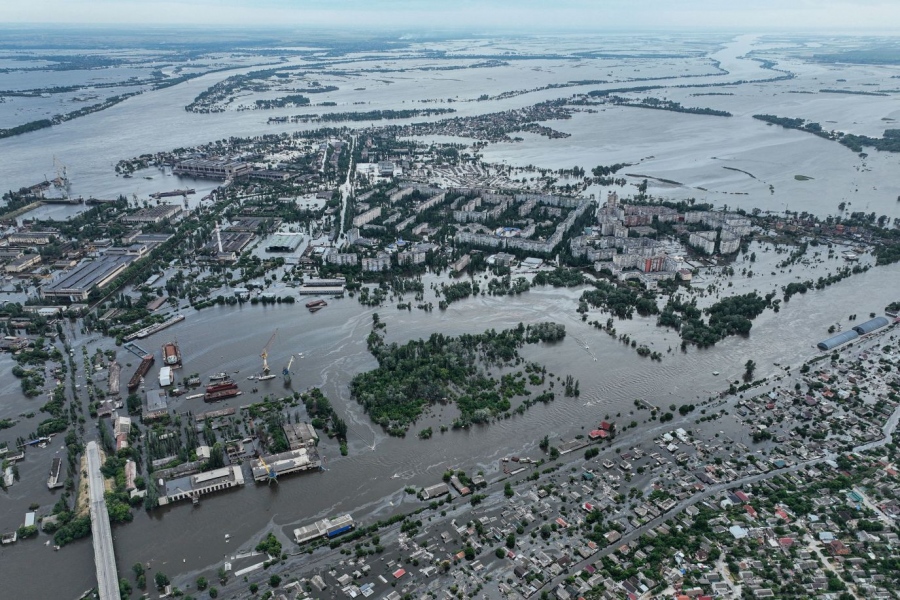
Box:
[257,374,276,381]
[209,372,229,381]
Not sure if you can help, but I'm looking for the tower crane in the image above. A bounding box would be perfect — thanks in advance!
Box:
[260,329,278,376]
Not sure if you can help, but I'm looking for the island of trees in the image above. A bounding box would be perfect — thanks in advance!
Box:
[754,114,900,153]
[351,319,567,436]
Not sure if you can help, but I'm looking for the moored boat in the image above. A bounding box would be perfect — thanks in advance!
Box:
[162,341,182,368]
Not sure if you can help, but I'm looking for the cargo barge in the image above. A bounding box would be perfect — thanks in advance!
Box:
[123,313,185,341]
[127,355,155,392]
[206,380,237,394]
[204,388,241,403]
[162,341,182,368]
[305,299,327,309]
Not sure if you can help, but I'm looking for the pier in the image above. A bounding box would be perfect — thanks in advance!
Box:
[122,313,185,342]
[123,342,150,359]
[150,188,195,199]
[86,441,122,600]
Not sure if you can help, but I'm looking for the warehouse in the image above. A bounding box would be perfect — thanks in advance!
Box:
[40,255,135,302]
[852,316,890,335]
[816,330,859,351]
[266,233,304,252]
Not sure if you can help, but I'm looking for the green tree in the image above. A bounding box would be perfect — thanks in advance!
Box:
[743,359,756,382]
[154,571,169,590]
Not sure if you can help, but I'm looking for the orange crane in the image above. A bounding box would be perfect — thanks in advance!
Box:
[260,329,278,376]
[258,453,278,484]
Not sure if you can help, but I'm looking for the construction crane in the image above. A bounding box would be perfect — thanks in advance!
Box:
[257,453,278,484]
[260,329,278,376]
[282,354,295,384]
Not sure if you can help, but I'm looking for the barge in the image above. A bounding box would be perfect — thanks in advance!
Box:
[127,355,155,392]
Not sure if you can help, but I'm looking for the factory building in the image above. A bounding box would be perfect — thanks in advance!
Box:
[40,255,135,302]
[174,158,251,180]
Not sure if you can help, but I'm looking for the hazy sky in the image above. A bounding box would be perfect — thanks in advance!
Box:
[2,0,900,31]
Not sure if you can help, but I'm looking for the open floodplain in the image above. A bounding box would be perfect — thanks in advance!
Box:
[1,29,900,599]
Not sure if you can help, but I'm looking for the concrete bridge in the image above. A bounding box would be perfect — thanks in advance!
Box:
[86,441,122,600]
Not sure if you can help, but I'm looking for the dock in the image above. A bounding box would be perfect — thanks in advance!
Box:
[293,514,354,544]
[157,465,244,506]
[47,457,64,489]
[123,342,151,359]
[150,188,195,199]
[195,407,236,422]
[250,447,321,482]
[123,314,185,342]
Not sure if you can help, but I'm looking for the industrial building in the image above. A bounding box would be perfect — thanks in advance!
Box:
[121,205,182,225]
[250,447,321,482]
[853,316,890,335]
[283,422,319,450]
[306,277,346,286]
[145,389,168,416]
[40,255,135,302]
[228,217,279,233]
[173,158,251,180]
[818,316,893,350]
[6,231,55,246]
[265,233,304,253]
[203,231,254,255]
[421,483,450,500]
[5,254,41,274]
[817,330,859,351]
[293,514,354,544]
[158,465,245,505]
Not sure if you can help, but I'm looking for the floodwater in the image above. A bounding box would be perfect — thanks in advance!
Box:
[1,32,900,597]
[2,257,899,597]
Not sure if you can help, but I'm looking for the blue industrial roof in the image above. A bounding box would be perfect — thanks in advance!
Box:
[852,316,890,335]
[817,330,859,351]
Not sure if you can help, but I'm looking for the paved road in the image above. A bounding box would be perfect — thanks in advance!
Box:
[86,441,122,600]
[337,134,357,240]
